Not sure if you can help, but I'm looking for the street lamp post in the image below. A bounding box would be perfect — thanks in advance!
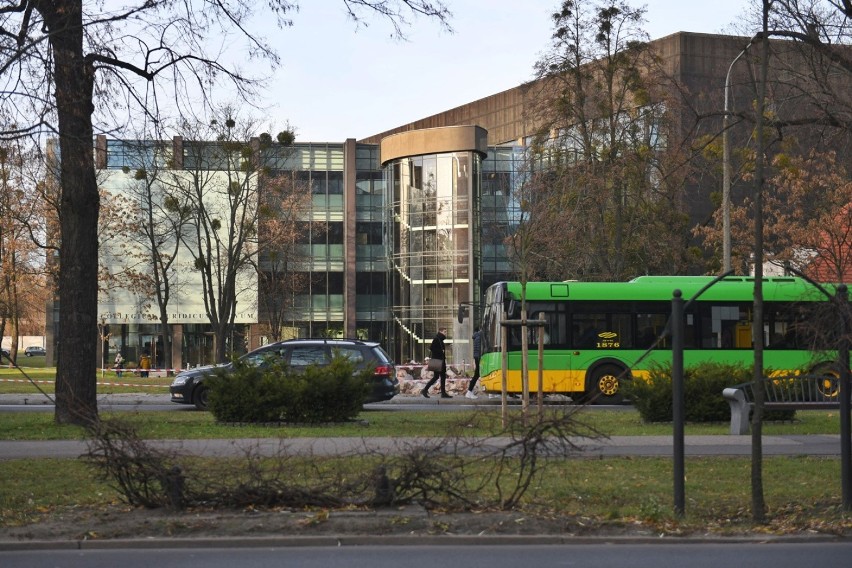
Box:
[723,36,760,272]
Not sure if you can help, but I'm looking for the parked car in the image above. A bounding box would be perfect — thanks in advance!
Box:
[169,338,399,410]
[1,348,8,359]
[24,346,46,357]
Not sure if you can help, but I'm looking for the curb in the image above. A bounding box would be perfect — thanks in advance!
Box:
[0,393,548,407]
[0,532,845,551]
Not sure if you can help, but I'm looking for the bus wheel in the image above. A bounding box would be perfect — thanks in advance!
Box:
[810,363,841,400]
[587,364,625,405]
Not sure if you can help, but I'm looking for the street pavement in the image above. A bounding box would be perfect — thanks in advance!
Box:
[0,392,844,460]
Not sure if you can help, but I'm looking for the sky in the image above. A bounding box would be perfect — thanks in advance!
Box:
[251,0,752,142]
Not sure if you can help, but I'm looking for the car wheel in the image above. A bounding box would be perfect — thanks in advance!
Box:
[585,364,626,405]
[193,385,210,410]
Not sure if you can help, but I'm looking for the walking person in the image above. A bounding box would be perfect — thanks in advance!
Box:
[113,352,124,378]
[421,327,451,398]
[466,327,482,399]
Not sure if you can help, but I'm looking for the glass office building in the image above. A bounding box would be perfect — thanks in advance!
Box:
[82,126,508,368]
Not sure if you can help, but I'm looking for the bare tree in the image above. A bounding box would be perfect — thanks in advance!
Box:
[166,114,263,363]
[0,0,451,425]
[0,135,47,363]
[255,160,312,343]
[524,0,693,282]
[115,139,194,371]
[765,1,852,137]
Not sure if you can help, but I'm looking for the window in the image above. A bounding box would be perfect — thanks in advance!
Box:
[332,347,365,364]
[570,302,632,349]
[106,140,171,170]
[242,346,286,367]
[327,171,343,195]
[327,272,344,295]
[311,172,326,194]
[356,272,386,295]
[356,222,383,245]
[327,222,344,245]
[526,302,566,346]
[288,346,329,366]
[635,312,669,349]
[697,303,751,349]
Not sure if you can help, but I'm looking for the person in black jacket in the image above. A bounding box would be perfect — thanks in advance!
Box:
[422,327,451,398]
[466,327,482,399]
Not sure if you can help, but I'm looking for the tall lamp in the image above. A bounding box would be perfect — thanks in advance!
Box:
[722,35,760,271]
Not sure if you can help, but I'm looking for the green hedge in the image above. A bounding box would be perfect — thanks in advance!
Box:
[626,362,794,423]
[206,357,368,423]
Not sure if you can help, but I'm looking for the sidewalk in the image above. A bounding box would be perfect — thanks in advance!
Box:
[0,433,843,460]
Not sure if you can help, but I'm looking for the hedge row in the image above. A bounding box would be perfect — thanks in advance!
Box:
[205,357,368,423]
[626,362,795,423]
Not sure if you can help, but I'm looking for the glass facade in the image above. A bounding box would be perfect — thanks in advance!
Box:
[385,151,481,364]
[354,144,391,344]
[254,141,392,345]
[481,144,525,291]
[90,133,520,369]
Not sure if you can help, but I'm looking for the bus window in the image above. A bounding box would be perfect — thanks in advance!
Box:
[635,313,669,349]
[571,312,631,349]
[527,303,566,347]
[608,314,632,348]
[573,317,604,348]
[699,303,752,349]
[766,302,821,350]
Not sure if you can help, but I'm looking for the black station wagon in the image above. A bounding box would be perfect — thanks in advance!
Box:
[169,338,399,410]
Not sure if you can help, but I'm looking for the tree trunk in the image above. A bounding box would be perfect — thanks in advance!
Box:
[157,313,173,372]
[48,3,100,426]
[750,2,771,523]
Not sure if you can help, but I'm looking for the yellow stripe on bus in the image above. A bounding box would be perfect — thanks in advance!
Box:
[479,367,650,394]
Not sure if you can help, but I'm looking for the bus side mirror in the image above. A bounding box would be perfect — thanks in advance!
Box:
[457,305,468,323]
[507,298,518,319]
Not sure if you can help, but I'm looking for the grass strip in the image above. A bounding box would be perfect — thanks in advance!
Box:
[0,408,842,441]
[1,455,849,534]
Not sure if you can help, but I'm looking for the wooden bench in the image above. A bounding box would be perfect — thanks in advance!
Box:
[722,373,843,435]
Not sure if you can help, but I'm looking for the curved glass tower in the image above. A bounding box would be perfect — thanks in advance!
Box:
[381,126,487,365]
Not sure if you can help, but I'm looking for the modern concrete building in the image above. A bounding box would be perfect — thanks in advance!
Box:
[51,32,850,370]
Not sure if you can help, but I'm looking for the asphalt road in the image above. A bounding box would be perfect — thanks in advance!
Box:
[3,542,852,566]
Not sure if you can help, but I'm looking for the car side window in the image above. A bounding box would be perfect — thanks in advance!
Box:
[333,347,365,364]
[370,347,391,364]
[242,347,284,367]
[289,346,329,366]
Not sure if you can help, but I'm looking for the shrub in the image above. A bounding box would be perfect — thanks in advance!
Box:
[627,362,753,423]
[206,356,368,424]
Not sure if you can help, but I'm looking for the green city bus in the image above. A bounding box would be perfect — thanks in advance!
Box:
[478,276,839,404]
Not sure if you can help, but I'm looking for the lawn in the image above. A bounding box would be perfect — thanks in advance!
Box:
[0,366,171,395]
[1,454,848,536]
[0,406,843,441]
[0,393,849,537]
